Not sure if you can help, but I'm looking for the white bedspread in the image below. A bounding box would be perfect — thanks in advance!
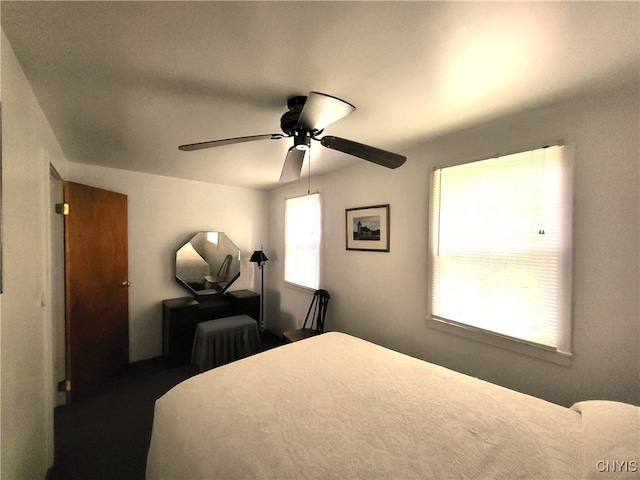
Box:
[146,332,637,479]
[571,400,639,479]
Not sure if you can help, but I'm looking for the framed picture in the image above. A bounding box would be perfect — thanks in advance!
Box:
[345,204,390,252]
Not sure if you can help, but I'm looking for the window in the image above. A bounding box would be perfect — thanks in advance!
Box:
[285,193,321,289]
[430,145,572,360]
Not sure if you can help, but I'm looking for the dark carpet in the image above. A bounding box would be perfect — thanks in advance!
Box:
[48,331,283,480]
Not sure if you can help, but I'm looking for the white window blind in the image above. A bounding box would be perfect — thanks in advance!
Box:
[431,145,572,353]
[285,193,321,290]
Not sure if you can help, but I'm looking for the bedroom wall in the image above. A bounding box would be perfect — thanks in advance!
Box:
[1,31,69,479]
[68,164,269,362]
[1,28,268,476]
[266,83,639,408]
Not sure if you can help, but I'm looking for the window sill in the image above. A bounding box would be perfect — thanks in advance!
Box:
[284,281,317,293]
[427,317,572,367]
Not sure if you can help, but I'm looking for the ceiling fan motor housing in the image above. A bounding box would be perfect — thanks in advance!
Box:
[280,95,309,137]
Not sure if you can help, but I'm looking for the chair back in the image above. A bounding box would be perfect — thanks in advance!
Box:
[216,254,233,282]
[301,289,330,333]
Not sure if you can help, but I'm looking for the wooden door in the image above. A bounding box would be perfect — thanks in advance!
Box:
[64,182,129,402]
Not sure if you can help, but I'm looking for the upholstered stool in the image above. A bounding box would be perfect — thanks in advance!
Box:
[191,315,260,372]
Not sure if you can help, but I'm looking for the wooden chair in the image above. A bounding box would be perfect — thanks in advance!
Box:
[204,254,233,288]
[282,289,330,343]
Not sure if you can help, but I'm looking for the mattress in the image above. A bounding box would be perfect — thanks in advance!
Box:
[146,332,639,479]
[175,242,210,284]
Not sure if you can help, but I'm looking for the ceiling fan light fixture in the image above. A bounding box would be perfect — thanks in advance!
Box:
[293,130,311,151]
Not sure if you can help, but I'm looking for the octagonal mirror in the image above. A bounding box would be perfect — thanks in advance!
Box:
[175,231,241,297]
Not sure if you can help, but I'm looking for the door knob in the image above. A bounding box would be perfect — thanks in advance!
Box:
[122,281,132,288]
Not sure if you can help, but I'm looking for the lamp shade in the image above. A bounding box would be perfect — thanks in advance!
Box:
[249,250,268,264]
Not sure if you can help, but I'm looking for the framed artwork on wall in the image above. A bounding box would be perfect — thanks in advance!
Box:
[345,204,390,252]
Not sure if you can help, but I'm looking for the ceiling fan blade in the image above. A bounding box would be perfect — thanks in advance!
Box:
[298,92,356,132]
[320,136,407,169]
[279,147,306,182]
[179,133,284,151]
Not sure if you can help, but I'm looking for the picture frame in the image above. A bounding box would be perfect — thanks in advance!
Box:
[345,204,390,252]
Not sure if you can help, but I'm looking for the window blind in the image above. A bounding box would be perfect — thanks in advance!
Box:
[285,193,321,290]
[431,145,571,352]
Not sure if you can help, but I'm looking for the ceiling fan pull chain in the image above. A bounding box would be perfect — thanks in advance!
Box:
[307,149,312,195]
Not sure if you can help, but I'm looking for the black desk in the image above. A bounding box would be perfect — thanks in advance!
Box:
[162,290,260,366]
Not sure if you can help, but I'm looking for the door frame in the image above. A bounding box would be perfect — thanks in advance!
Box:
[49,165,66,407]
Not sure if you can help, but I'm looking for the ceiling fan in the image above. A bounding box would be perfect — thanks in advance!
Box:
[178,92,407,182]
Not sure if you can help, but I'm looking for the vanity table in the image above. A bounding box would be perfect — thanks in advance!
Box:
[162,289,260,366]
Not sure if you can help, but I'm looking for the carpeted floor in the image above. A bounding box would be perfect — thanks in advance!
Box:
[48,331,283,480]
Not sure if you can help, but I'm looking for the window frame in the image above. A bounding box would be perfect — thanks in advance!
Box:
[427,143,574,366]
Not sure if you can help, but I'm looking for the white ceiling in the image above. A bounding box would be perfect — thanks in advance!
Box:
[2,1,638,190]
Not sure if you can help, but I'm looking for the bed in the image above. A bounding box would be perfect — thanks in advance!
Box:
[146,332,639,479]
[175,242,210,288]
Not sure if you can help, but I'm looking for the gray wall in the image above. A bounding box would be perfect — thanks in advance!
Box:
[1,32,67,479]
[0,32,269,478]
